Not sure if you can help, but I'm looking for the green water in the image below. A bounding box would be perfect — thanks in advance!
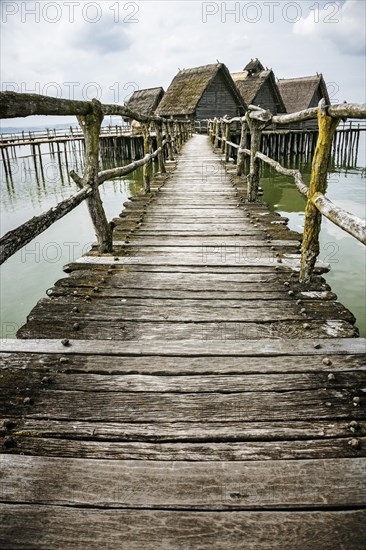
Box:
[258,145,366,337]
[0,142,145,339]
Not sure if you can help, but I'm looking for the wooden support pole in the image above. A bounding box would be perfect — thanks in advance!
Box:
[142,123,151,193]
[221,120,226,154]
[299,100,340,283]
[224,119,231,162]
[247,116,264,202]
[214,120,221,149]
[77,98,112,253]
[155,121,166,173]
[164,122,174,161]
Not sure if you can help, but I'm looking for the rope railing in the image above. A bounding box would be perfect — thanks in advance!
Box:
[0,91,192,265]
[208,99,366,282]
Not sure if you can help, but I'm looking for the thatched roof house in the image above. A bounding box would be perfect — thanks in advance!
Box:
[156,63,246,121]
[231,59,286,115]
[278,75,330,113]
[125,87,165,116]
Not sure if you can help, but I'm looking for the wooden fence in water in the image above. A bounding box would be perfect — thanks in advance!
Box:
[208,99,366,283]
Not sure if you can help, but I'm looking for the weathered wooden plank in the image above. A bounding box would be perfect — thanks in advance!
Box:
[4,436,366,461]
[4,419,365,442]
[2,389,364,422]
[26,297,354,323]
[1,352,364,375]
[2,338,365,356]
[16,318,358,341]
[1,455,365,508]
[1,505,365,550]
[1,369,364,393]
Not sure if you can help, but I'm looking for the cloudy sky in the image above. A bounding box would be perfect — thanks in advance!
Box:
[1,0,365,127]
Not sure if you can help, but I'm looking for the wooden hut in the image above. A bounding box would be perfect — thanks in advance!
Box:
[231,59,286,115]
[125,87,165,134]
[156,63,246,122]
[278,74,330,129]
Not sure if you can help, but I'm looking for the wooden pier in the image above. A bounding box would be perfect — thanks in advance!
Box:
[1,134,365,548]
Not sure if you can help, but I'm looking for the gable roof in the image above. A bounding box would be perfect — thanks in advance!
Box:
[231,69,286,113]
[244,58,265,74]
[125,87,165,116]
[277,75,330,113]
[156,63,246,116]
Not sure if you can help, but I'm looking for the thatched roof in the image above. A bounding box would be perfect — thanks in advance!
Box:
[231,69,286,113]
[244,59,265,74]
[278,75,330,113]
[156,63,246,116]
[125,87,165,116]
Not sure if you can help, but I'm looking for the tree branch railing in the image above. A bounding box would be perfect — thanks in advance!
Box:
[208,99,366,282]
[0,91,192,265]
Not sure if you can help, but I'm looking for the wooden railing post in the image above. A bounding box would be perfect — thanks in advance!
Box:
[224,118,230,162]
[247,116,264,201]
[236,119,247,176]
[170,121,177,154]
[221,119,226,154]
[300,100,340,282]
[77,98,112,253]
[210,119,216,144]
[142,122,152,193]
[214,119,221,148]
[164,122,174,161]
[155,121,166,173]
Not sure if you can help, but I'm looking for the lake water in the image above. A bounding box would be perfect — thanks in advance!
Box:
[1,130,365,338]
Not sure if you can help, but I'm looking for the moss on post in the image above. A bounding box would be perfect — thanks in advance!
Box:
[77,99,112,253]
[300,100,340,282]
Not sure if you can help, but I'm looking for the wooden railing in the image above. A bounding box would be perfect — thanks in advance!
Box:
[208,99,366,283]
[0,91,192,265]
[0,124,132,145]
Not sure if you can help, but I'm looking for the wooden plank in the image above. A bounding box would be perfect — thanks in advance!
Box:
[5,436,366,461]
[16,318,358,341]
[5,419,366,442]
[2,338,365,356]
[1,455,365,508]
[2,389,363,422]
[1,505,365,549]
[1,352,364,375]
[1,369,364,393]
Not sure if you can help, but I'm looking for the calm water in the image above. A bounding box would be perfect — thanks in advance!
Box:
[1,131,365,338]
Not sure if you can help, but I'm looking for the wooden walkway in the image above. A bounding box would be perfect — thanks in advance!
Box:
[1,134,365,549]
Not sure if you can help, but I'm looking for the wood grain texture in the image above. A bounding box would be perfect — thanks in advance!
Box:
[1,455,365,508]
[1,506,365,550]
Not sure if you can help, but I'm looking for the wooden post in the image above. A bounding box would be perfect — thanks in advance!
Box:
[164,122,174,161]
[170,121,177,154]
[142,122,151,193]
[214,120,221,148]
[224,118,230,162]
[236,119,247,176]
[247,116,263,202]
[155,121,166,173]
[221,119,226,153]
[77,99,112,253]
[299,100,340,282]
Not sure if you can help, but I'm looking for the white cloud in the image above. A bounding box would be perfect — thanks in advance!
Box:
[294,0,366,56]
